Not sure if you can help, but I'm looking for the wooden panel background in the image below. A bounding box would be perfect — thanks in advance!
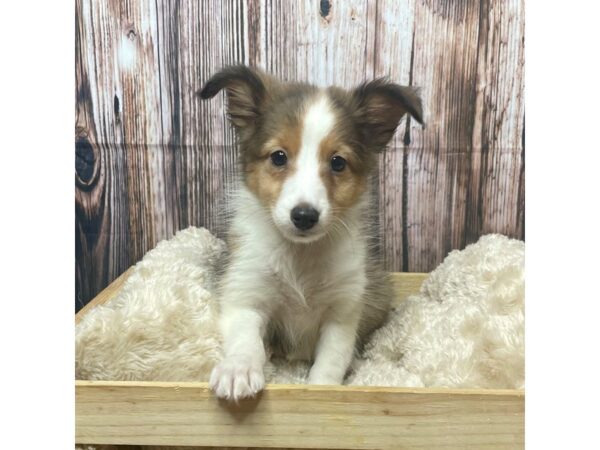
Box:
[75,0,525,311]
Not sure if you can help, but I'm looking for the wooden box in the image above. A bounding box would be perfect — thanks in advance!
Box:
[75,272,524,449]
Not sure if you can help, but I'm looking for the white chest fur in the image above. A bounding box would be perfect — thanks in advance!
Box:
[266,234,367,359]
[222,188,369,360]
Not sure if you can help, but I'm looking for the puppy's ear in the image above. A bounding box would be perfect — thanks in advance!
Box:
[199,65,271,133]
[351,78,423,150]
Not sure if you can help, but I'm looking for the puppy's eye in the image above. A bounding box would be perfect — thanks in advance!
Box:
[330,155,346,172]
[270,150,287,167]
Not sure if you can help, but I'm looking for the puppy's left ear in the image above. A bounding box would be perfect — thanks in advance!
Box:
[351,78,423,150]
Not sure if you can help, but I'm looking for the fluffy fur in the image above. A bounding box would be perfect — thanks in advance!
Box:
[76,228,524,390]
[76,227,226,382]
[198,66,424,400]
[348,234,525,389]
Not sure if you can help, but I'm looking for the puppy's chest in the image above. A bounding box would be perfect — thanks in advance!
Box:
[267,247,365,309]
[265,249,365,359]
[271,262,326,306]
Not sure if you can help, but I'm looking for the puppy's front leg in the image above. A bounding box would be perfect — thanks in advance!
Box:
[308,310,361,385]
[210,305,267,401]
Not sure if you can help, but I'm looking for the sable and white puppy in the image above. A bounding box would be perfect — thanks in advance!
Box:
[200,66,423,401]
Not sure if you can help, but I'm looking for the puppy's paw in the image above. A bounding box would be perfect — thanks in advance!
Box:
[209,356,265,401]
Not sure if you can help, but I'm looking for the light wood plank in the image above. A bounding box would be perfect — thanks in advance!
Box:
[390,272,428,305]
[76,380,524,449]
[258,0,373,87]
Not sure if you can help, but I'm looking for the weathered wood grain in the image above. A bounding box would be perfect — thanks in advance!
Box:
[403,0,485,271]
[386,0,525,271]
[76,0,250,309]
[472,0,525,240]
[372,0,416,271]
[154,0,246,232]
[244,0,376,87]
[75,0,525,310]
[76,0,131,310]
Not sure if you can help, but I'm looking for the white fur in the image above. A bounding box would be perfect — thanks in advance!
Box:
[273,94,334,243]
[211,186,368,399]
[76,229,524,396]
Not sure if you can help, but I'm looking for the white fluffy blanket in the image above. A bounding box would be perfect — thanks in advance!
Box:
[76,227,524,390]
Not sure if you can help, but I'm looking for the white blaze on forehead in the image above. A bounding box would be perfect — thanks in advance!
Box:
[273,94,335,236]
[301,95,336,154]
[284,96,334,209]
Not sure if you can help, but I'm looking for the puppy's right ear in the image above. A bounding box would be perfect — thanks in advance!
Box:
[199,65,270,133]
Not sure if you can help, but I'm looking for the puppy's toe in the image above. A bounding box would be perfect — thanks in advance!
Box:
[248,368,265,392]
[210,357,264,401]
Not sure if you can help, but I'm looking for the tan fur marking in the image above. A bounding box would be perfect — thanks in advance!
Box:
[245,122,303,207]
[318,132,368,212]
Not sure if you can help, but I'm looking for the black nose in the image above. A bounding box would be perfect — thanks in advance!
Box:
[291,205,320,231]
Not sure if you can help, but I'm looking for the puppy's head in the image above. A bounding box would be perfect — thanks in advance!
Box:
[200,65,423,243]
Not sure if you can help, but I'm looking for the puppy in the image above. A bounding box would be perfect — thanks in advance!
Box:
[199,66,423,401]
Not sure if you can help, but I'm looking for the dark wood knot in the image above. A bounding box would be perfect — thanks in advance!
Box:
[114,94,121,125]
[75,136,98,190]
[320,0,332,20]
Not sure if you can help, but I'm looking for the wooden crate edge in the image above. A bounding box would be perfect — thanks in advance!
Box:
[76,379,524,449]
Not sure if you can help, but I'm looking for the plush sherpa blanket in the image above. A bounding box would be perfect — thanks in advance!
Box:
[76,227,524,389]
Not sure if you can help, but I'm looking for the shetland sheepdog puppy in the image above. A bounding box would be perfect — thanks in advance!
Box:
[200,65,423,401]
